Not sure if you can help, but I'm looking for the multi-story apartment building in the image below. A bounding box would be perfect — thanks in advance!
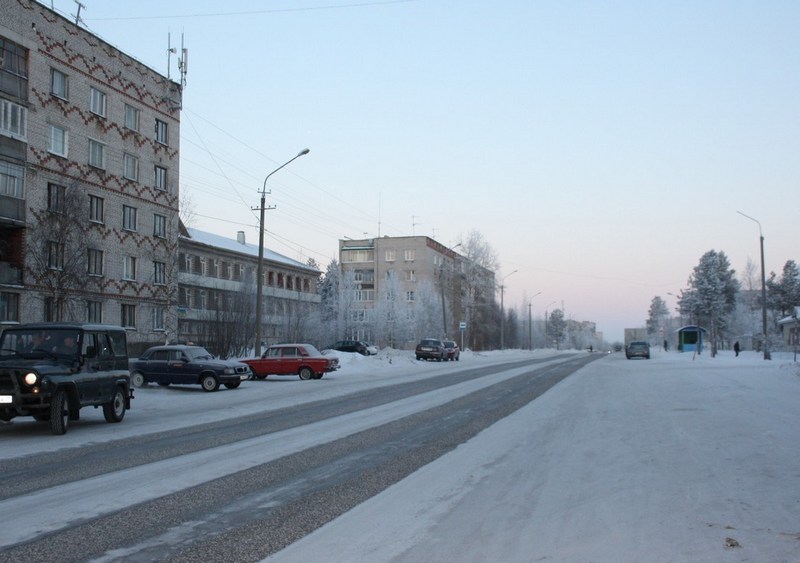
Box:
[179,227,321,352]
[0,0,181,347]
[339,236,495,349]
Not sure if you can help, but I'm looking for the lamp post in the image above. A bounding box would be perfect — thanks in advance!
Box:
[544,301,556,348]
[254,148,310,357]
[527,291,541,350]
[737,211,770,360]
[499,270,518,349]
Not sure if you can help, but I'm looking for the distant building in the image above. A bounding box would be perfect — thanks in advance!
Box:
[338,236,494,349]
[178,227,321,349]
[1,0,181,347]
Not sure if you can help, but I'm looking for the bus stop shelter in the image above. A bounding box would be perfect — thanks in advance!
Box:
[676,325,707,353]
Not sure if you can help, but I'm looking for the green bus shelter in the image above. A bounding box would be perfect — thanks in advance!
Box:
[676,325,706,353]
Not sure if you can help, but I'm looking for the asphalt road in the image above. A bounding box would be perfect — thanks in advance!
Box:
[0,353,602,562]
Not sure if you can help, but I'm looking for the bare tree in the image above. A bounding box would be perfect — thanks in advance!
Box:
[25,185,94,321]
[456,230,498,350]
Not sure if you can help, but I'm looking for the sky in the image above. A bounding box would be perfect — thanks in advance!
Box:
[41,0,800,342]
[2,349,799,561]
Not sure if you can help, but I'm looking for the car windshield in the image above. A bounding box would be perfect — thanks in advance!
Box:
[0,328,78,358]
[185,347,215,361]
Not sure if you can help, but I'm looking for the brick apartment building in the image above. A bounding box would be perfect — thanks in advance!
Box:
[0,0,181,346]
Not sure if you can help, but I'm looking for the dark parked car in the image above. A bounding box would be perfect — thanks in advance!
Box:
[129,345,251,391]
[243,344,340,380]
[626,341,651,360]
[326,340,370,355]
[0,323,132,435]
[416,338,446,361]
[443,340,460,361]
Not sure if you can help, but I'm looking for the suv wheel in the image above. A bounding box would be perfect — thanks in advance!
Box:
[103,386,127,423]
[200,374,219,392]
[298,367,313,380]
[224,380,241,390]
[49,389,70,435]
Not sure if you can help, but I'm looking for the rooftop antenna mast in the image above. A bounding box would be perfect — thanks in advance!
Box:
[178,33,188,89]
[412,215,421,236]
[72,1,86,26]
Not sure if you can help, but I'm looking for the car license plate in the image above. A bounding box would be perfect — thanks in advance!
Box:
[239,374,248,380]
[0,395,12,404]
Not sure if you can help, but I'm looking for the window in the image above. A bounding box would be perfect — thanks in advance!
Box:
[0,99,26,140]
[121,304,136,329]
[87,248,104,276]
[122,256,137,280]
[44,297,62,322]
[48,241,64,270]
[153,306,165,331]
[0,292,20,322]
[89,87,106,117]
[124,104,139,131]
[0,161,24,198]
[88,139,105,168]
[405,270,416,282]
[89,195,104,223]
[47,183,65,213]
[385,250,396,262]
[51,68,68,99]
[342,249,374,263]
[404,249,415,262]
[154,165,167,191]
[123,153,138,181]
[0,37,28,77]
[155,119,168,144]
[406,291,415,302]
[122,205,138,231]
[153,261,166,285]
[153,213,167,238]
[86,300,103,323]
[49,124,68,156]
[354,289,374,302]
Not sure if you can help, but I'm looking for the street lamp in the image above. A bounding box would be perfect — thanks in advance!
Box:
[499,270,517,349]
[254,148,310,357]
[527,291,542,350]
[737,211,770,360]
[544,301,556,348]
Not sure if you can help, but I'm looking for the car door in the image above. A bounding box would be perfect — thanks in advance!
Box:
[280,346,302,375]
[147,350,171,383]
[167,350,195,384]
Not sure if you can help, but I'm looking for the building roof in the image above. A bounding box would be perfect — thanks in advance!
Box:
[182,228,319,273]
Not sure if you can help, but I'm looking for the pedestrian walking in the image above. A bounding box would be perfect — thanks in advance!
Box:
[734,341,740,357]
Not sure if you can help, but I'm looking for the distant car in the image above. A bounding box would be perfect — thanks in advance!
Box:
[243,344,340,380]
[129,345,251,391]
[363,342,379,355]
[326,340,370,356]
[416,338,446,361]
[626,341,651,360]
[443,340,460,361]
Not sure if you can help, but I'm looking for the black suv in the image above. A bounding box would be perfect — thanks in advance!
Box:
[0,323,133,435]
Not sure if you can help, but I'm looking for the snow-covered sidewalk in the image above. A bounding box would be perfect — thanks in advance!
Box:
[267,350,800,562]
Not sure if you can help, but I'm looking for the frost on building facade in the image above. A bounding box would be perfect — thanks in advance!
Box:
[0,0,181,347]
[178,227,321,353]
[338,236,494,349]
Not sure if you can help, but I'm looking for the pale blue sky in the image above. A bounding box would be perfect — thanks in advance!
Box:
[45,0,799,341]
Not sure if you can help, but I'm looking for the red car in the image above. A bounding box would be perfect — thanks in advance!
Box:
[243,344,339,380]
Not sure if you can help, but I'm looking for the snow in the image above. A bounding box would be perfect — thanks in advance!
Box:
[265,350,800,562]
[2,348,799,561]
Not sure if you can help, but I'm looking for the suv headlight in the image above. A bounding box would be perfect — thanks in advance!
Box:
[23,372,39,386]
[223,367,234,375]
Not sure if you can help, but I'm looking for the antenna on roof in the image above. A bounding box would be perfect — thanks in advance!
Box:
[178,34,189,89]
[72,1,86,26]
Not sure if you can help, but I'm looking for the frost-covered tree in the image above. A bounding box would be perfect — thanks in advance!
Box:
[547,308,566,350]
[766,260,800,318]
[646,296,670,338]
[457,230,499,350]
[680,250,739,357]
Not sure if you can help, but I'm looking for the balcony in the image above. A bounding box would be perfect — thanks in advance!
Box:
[0,195,25,224]
[0,261,22,286]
